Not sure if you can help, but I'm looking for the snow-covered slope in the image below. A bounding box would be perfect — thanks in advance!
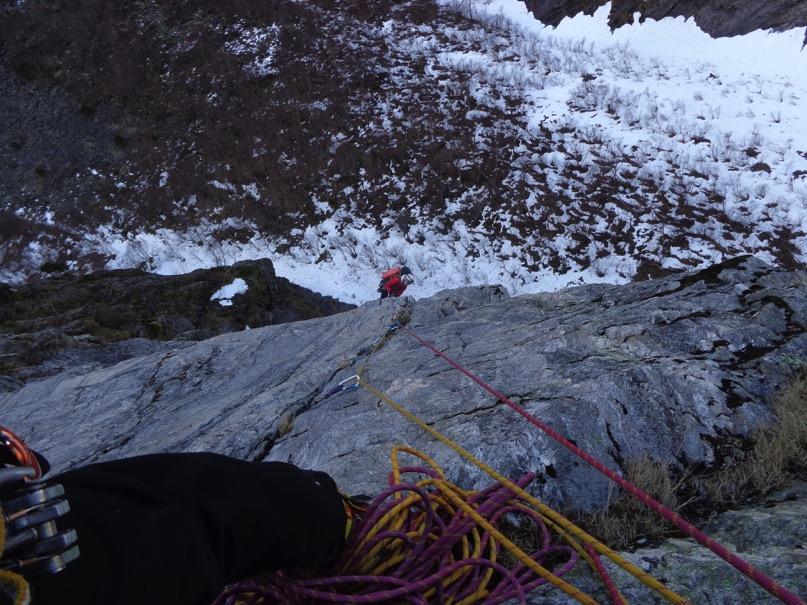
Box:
[2,0,806,303]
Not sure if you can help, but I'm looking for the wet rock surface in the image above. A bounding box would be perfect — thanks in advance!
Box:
[524,0,807,38]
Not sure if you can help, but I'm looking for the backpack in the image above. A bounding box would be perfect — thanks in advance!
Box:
[378,267,401,292]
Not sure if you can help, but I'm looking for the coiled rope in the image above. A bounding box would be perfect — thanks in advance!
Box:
[215,446,620,605]
[357,378,687,605]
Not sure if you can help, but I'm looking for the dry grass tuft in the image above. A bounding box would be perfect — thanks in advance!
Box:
[578,456,687,549]
[277,411,296,438]
[576,370,807,550]
[696,370,807,507]
[497,512,545,569]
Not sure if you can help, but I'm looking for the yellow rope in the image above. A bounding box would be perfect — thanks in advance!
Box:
[436,476,599,604]
[358,378,691,605]
[341,445,595,604]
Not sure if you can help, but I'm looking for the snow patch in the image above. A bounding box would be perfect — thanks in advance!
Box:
[210,180,236,192]
[471,0,807,80]
[210,278,248,307]
[225,24,280,77]
[95,221,647,304]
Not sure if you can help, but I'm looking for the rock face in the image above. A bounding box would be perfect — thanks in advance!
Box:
[0,258,353,385]
[545,481,807,604]
[2,256,803,604]
[2,255,805,517]
[524,0,807,37]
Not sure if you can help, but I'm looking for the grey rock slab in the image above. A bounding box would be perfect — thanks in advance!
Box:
[1,257,805,517]
[274,256,807,510]
[1,300,403,472]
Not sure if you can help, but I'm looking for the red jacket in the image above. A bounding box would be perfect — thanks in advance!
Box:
[381,276,408,297]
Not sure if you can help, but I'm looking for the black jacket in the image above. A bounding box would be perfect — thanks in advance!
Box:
[31,453,346,605]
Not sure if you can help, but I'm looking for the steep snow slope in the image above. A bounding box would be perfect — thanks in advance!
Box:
[112,2,807,302]
[2,0,806,303]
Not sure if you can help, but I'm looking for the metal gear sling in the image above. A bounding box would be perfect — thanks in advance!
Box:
[0,426,79,604]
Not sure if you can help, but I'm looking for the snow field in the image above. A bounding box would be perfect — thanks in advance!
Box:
[4,0,806,304]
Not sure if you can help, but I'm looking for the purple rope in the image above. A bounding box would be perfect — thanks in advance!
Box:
[213,470,583,604]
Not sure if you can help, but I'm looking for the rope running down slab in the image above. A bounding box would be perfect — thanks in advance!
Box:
[401,326,805,605]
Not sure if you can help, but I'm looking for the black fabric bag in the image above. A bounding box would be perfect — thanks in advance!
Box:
[31,453,346,605]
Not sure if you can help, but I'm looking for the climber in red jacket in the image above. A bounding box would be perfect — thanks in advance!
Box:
[378,266,414,299]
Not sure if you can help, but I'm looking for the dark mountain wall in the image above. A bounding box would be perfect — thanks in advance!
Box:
[524,0,807,37]
[2,0,806,287]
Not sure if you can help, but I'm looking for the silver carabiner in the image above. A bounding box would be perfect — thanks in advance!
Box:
[338,375,361,392]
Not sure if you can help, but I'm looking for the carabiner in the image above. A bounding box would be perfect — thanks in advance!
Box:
[338,375,361,392]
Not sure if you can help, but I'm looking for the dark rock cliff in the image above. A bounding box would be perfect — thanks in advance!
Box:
[0,258,353,386]
[524,0,807,37]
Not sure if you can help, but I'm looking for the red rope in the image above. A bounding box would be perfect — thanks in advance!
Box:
[403,327,805,605]
[583,543,627,605]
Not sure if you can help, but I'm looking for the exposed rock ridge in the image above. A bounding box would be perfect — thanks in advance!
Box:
[524,0,807,38]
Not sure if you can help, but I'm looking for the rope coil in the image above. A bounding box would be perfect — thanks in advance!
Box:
[216,446,609,604]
